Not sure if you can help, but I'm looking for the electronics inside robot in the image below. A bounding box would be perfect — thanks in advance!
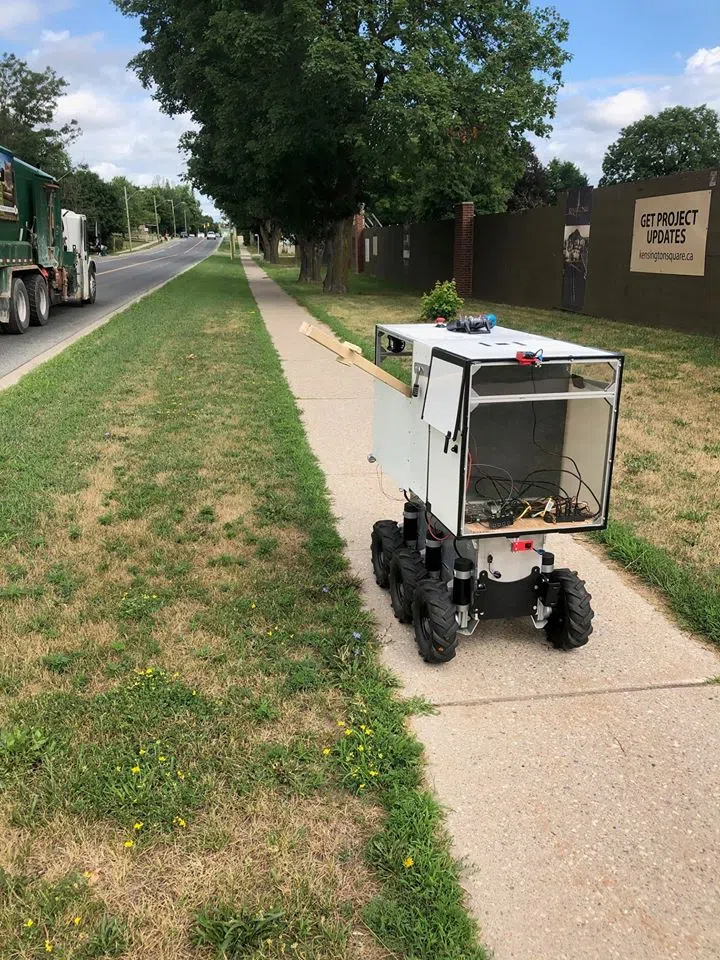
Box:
[462,362,610,533]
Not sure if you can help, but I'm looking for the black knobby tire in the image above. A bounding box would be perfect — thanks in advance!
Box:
[544,568,594,650]
[7,277,30,334]
[389,548,426,623]
[412,579,458,664]
[26,274,50,326]
[370,520,403,588]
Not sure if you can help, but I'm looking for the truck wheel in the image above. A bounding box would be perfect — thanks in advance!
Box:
[371,520,403,588]
[544,569,594,650]
[7,278,30,334]
[82,266,97,305]
[26,274,50,326]
[389,548,426,623]
[412,580,458,663]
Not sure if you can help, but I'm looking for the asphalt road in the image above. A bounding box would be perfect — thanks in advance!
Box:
[0,237,218,382]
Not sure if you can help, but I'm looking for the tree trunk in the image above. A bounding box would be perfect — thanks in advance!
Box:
[323,217,353,293]
[298,237,323,283]
[258,220,281,263]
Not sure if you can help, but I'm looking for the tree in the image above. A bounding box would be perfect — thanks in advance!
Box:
[0,53,79,176]
[600,105,720,185]
[506,141,552,211]
[546,158,588,198]
[61,166,125,240]
[116,0,569,291]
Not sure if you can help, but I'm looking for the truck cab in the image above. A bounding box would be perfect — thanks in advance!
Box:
[62,210,96,306]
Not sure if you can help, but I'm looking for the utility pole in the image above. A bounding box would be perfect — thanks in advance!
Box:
[153,194,160,240]
[184,206,188,235]
[124,185,133,252]
[170,198,177,237]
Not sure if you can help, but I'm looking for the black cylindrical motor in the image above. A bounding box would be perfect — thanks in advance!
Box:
[453,557,473,629]
[403,502,419,548]
[452,557,474,605]
[424,534,442,577]
[541,551,555,574]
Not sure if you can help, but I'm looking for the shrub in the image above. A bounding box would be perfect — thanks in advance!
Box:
[420,279,464,322]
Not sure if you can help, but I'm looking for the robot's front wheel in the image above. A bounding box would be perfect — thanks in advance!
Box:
[412,580,458,664]
[544,569,594,649]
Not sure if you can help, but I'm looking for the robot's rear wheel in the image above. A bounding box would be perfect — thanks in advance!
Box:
[371,520,403,588]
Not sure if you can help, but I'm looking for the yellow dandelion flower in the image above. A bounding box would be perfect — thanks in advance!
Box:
[403,856,414,868]
[173,816,187,827]
[322,748,331,756]
[158,756,167,762]
[358,783,366,790]
[251,602,256,609]
[45,941,54,953]
[191,690,197,697]
[369,770,378,776]
[23,919,34,928]
[336,720,346,727]
[82,871,92,879]
[358,745,364,752]
[124,839,134,849]
[145,667,153,675]
[130,765,141,775]
[172,672,179,679]
[139,748,147,756]
[152,594,158,599]
[133,821,144,831]
[73,916,82,926]
[344,728,353,736]
[176,770,185,780]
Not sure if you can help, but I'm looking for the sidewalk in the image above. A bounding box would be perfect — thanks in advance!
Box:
[241,253,720,960]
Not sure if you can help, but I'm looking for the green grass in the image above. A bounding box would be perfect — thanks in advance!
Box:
[260,257,720,647]
[0,251,485,959]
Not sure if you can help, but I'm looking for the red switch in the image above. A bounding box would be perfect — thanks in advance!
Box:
[511,539,534,552]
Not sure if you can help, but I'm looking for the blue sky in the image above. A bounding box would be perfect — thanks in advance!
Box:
[2,0,720,203]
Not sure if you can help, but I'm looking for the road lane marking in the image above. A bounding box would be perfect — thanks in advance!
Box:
[98,238,209,275]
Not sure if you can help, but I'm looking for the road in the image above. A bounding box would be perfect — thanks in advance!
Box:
[0,237,218,382]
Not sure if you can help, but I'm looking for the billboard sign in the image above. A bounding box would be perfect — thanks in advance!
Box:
[630,189,712,276]
[0,149,18,222]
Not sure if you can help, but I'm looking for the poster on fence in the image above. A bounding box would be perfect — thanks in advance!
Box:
[630,190,712,276]
[562,186,593,311]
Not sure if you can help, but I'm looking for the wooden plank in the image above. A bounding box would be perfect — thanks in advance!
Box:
[299,322,412,397]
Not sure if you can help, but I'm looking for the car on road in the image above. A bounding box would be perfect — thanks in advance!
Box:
[207,231,217,240]
[180,231,188,239]
[197,232,205,239]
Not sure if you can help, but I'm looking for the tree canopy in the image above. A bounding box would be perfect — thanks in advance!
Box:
[115,0,570,289]
[506,143,588,210]
[0,53,79,177]
[600,105,720,185]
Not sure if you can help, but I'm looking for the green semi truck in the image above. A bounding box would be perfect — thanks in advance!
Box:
[0,145,96,334]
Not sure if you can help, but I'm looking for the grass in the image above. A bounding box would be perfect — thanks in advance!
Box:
[0,250,485,959]
[259,256,720,646]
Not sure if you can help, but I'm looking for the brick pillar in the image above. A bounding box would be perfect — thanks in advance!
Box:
[353,211,365,273]
[453,201,474,296]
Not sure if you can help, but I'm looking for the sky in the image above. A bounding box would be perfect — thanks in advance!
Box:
[1,0,720,208]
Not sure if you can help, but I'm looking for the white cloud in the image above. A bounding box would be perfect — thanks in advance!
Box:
[686,46,720,75]
[56,89,125,130]
[0,1,73,35]
[585,88,653,131]
[90,161,125,180]
[537,45,720,184]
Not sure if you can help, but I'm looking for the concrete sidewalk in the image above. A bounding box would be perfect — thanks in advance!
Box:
[241,253,720,960]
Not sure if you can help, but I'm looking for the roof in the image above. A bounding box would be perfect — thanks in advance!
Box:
[377,322,621,361]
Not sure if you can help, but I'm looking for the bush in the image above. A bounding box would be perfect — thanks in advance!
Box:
[420,279,464,322]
